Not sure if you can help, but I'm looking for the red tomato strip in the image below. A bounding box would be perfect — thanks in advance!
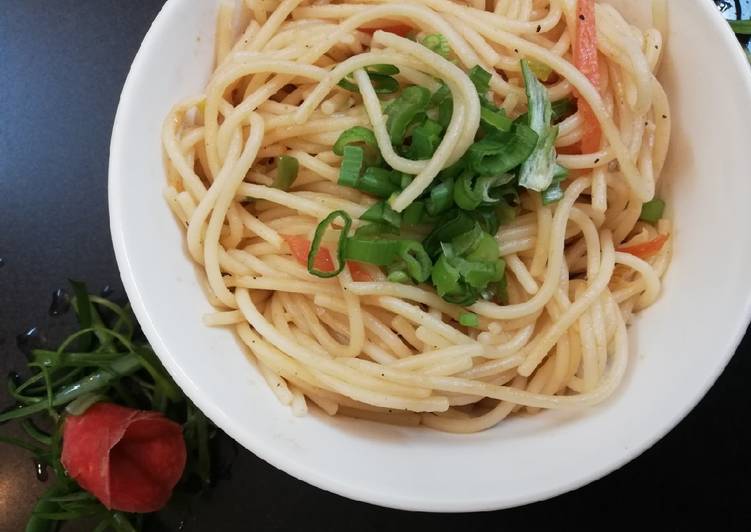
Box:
[283,235,372,281]
[283,234,334,272]
[347,261,373,282]
[574,0,602,154]
[61,403,186,513]
[617,234,668,259]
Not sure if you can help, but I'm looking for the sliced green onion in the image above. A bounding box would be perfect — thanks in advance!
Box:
[344,238,400,266]
[272,155,299,190]
[423,210,475,258]
[459,312,479,327]
[481,174,516,203]
[494,199,517,226]
[518,59,559,192]
[408,119,443,160]
[425,178,455,216]
[342,237,431,283]
[338,145,364,187]
[367,64,400,75]
[468,124,538,175]
[358,167,401,198]
[402,201,425,226]
[464,232,501,262]
[480,106,513,132]
[552,99,575,122]
[333,126,378,156]
[541,164,569,205]
[640,198,666,223]
[483,276,508,304]
[430,83,451,106]
[361,201,401,228]
[308,211,352,278]
[337,78,359,92]
[445,255,494,289]
[454,172,483,211]
[439,159,465,180]
[354,222,399,238]
[471,206,502,235]
[399,241,432,283]
[468,65,492,96]
[421,33,451,58]
[337,67,400,94]
[431,255,462,300]
[521,59,549,134]
[437,98,453,128]
[387,270,411,284]
[386,85,431,144]
[450,224,484,256]
[518,98,575,125]
[368,73,400,94]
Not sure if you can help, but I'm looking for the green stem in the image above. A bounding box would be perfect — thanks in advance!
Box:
[0,354,142,423]
[25,485,65,532]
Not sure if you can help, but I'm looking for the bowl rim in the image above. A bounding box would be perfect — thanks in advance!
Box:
[109,0,751,512]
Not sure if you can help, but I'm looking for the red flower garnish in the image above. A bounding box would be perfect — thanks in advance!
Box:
[61,403,187,513]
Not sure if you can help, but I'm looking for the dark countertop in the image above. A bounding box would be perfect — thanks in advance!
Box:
[1,1,750,530]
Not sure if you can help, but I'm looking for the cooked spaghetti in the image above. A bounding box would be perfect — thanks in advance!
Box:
[162,0,672,433]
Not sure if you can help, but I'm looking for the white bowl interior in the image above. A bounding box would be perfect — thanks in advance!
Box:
[109,0,751,511]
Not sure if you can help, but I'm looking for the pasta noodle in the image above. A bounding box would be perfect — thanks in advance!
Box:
[162,0,672,433]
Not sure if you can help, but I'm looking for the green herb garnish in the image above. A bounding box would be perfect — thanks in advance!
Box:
[640,198,666,223]
[0,283,214,532]
[271,155,299,190]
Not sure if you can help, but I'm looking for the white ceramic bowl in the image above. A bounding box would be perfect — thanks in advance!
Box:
[109,0,751,512]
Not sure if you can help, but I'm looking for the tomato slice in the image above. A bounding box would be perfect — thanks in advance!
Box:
[347,261,373,282]
[283,235,373,281]
[573,0,602,154]
[617,234,669,259]
[283,234,335,272]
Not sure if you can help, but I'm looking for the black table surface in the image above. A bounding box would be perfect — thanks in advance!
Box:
[1,1,750,530]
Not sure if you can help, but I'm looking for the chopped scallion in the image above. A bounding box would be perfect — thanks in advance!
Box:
[308,210,352,278]
[337,145,365,187]
[272,155,299,190]
[421,33,451,58]
[459,312,479,327]
[639,198,666,223]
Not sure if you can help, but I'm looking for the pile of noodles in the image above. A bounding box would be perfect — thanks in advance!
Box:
[162,0,671,433]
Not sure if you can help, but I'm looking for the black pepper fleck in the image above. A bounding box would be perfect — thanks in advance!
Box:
[579,14,585,21]
[536,24,542,33]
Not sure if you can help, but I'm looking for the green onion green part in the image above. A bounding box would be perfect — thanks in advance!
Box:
[459,313,480,327]
[308,210,352,278]
[421,33,451,58]
[272,155,299,190]
[639,198,666,223]
[518,59,559,192]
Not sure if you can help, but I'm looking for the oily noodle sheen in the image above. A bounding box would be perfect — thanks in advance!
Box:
[162,0,672,433]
